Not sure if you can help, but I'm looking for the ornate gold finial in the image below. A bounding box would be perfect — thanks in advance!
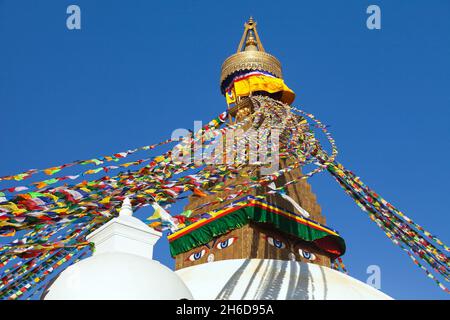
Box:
[236,16,265,53]
[220,17,282,89]
[244,31,258,51]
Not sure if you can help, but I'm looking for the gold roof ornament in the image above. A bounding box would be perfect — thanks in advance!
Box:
[220,17,283,89]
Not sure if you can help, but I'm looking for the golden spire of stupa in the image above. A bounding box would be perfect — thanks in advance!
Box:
[220,17,283,88]
[236,16,265,52]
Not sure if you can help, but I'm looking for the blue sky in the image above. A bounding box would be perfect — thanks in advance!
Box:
[0,0,449,299]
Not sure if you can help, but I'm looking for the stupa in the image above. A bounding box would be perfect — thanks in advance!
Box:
[42,17,392,300]
[170,17,392,300]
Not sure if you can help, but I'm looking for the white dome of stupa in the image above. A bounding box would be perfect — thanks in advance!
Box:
[176,258,392,300]
[43,198,193,300]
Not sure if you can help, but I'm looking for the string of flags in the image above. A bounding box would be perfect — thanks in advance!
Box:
[331,257,348,274]
[0,96,448,299]
[326,161,449,292]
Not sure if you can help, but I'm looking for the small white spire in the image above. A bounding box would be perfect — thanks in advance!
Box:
[87,196,162,258]
[119,197,133,217]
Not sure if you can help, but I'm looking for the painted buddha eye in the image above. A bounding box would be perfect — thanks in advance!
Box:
[216,237,238,250]
[298,249,316,261]
[187,249,206,261]
[267,236,286,249]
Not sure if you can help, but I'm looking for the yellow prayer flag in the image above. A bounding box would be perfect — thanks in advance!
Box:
[99,197,111,204]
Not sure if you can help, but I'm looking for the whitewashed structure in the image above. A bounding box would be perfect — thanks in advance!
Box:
[43,198,193,300]
[176,258,392,300]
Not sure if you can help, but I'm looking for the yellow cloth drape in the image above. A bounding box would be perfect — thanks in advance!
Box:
[231,75,295,105]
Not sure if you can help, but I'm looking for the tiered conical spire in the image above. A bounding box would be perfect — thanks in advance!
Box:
[220,17,283,91]
[237,17,265,52]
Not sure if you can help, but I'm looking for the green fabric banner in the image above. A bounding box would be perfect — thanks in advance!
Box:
[169,205,346,257]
